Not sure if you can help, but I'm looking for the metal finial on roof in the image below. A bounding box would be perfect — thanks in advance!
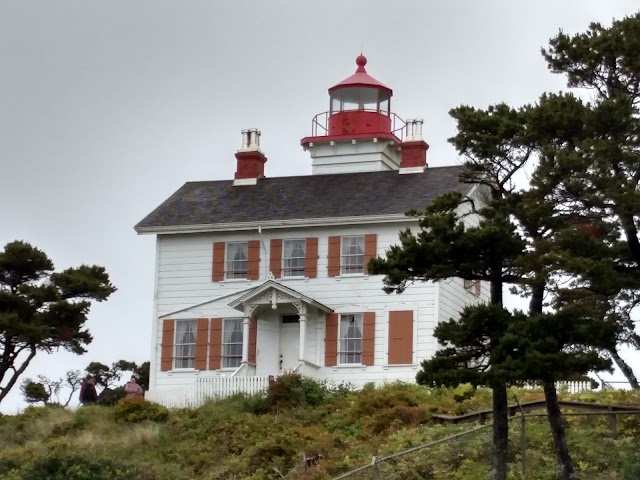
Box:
[355,54,367,72]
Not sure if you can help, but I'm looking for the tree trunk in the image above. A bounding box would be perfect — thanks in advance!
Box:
[491,384,509,480]
[608,348,640,389]
[620,212,640,265]
[0,346,37,404]
[529,282,577,479]
[543,381,576,480]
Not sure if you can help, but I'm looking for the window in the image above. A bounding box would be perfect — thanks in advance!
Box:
[339,313,362,364]
[174,320,197,368]
[282,314,300,324]
[341,236,365,274]
[464,279,481,296]
[222,318,243,368]
[283,239,305,277]
[226,242,248,279]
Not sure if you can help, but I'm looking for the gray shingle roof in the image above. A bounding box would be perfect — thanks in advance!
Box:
[135,166,469,231]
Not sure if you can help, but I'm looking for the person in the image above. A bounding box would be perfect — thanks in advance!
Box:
[124,376,144,398]
[79,376,98,405]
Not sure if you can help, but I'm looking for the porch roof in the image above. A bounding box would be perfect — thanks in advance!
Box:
[228,280,333,314]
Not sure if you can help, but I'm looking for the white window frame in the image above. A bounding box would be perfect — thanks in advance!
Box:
[174,319,197,369]
[226,242,248,279]
[282,239,306,277]
[341,235,365,275]
[338,313,363,365]
[222,318,243,368]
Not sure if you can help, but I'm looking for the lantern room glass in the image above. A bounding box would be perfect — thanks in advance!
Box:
[330,87,390,116]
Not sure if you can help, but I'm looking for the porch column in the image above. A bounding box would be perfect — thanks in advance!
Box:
[242,316,250,364]
[298,313,307,361]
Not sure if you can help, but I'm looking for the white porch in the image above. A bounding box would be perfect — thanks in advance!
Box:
[227,280,333,378]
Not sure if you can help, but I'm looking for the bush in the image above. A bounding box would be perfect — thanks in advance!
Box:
[346,382,431,420]
[363,405,430,435]
[112,398,169,424]
[18,453,134,480]
[97,386,126,406]
[265,372,329,409]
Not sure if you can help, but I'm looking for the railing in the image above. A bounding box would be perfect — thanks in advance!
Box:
[522,380,594,394]
[308,110,407,141]
[147,375,272,408]
[332,407,640,479]
[294,360,321,378]
[145,387,202,409]
[196,375,271,402]
[230,362,257,377]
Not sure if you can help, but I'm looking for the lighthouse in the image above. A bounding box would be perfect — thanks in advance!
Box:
[301,55,429,175]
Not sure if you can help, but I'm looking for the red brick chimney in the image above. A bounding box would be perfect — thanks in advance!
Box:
[233,128,267,186]
[399,119,429,173]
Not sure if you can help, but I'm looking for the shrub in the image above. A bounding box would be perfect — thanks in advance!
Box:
[18,453,134,480]
[97,386,126,406]
[346,382,430,420]
[265,372,329,409]
[112,398,169,423]
[363,405,430,435]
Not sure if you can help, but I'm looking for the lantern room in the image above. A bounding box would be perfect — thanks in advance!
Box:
[301,54,428,176]
[327,55,393,136]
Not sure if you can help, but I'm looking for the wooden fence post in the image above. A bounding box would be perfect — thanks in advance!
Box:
[371,456,379,480]
[514,395,526,478]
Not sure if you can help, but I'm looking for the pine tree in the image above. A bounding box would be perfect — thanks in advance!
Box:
[0,240,116,404]
[537,14,640,385]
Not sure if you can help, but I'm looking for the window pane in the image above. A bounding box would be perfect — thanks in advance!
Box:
[174,320,197,369]
[338,314,363,365]
[341,236,364,275]
[359,87,378,110]
[283,239,306,277]
[226,242,248,279]
[222,318,243,368]
[340,87,359,111]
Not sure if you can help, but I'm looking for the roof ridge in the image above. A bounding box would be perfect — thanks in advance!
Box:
[184,164,465,185]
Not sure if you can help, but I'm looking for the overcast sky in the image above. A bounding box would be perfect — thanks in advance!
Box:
[1,1,639,412]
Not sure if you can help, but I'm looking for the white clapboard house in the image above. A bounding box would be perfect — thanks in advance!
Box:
[135,55,488,407]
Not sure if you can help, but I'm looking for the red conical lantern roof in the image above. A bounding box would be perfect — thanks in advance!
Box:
[328,55,392,95]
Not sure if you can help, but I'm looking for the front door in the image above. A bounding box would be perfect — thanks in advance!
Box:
[279,317,300,372]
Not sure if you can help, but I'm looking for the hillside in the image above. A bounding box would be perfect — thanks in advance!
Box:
[1,375,639,479]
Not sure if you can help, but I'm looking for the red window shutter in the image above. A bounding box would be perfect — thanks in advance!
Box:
[362,312,376,366]
[248,317,258,364]
[270,239,282,278]
[388,311,413,365]
[305,237,318,278]
[209,318,223,370]
[194,318,209,370]
[161,319,175,372]
[364,234,377,274]
[212,242,226,282]
[247,240,260,280]
[325,313,338,366]
[328,236,340,277]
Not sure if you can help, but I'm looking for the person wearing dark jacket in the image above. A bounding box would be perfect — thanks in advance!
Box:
[79,376,98,405]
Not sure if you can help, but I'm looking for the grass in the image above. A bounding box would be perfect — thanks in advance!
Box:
[0,377,639,479]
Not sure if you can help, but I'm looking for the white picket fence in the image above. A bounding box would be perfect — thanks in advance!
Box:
[524,381,594,394]
[146,378,595,409]
[146,375,272,408]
